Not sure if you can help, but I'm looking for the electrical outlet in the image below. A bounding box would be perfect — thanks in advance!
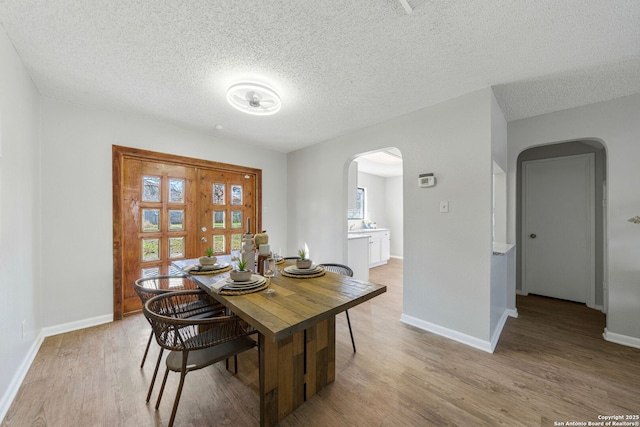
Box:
[22,320,26,339]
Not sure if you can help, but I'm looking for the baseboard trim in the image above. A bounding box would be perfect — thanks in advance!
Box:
[400,313,494,353]
[1,314,113,424]
[603,328,640,349]
[390,255,404,260]
[0,330,45,423]
[506,308,519,318]
[42,314,113,338]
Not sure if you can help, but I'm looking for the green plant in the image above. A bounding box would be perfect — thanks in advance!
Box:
[298,248,307,260]
[205,247,214,257]
[236,258,247,271]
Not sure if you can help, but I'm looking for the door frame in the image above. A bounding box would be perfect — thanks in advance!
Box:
[520,153,596,308]
[112,145,262,320]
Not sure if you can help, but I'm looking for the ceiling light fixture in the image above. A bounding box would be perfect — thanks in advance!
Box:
[226,82,281,116]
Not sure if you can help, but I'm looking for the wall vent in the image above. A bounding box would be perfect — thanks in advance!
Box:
[398,0,428,14]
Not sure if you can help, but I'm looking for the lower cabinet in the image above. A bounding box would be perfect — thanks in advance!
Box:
[347,236,370,281]
[368,230,390,268]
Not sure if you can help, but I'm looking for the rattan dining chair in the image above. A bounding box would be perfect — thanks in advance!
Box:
[318,263,357,353]
[134,275,226,401]
[143,290,257,427]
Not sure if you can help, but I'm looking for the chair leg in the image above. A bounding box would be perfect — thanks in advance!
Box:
[155,368,170,410]
[146,347,164,402]
[141,330,154,369]
[234,354,238,374]
[345,310,356,353]
[168,371,188,427]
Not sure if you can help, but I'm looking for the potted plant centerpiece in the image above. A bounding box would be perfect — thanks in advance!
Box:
[230,258,252,282]
[199,247,217,266]
[296,248,312,269]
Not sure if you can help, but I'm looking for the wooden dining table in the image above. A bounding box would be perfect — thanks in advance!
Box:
[172,257,386,426]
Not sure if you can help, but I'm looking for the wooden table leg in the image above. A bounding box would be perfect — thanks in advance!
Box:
[259,316,336,427]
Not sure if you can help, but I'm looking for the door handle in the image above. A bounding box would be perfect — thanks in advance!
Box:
[529,234,537,238]
[201,237,207,243]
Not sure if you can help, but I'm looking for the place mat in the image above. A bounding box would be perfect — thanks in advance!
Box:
[276,258,285,265]
[281,266,325,279]
[190,264,232,275]
[211,275,269,295]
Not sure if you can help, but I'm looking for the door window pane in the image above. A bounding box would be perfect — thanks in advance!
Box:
[168,210,184,230]
[213,235,225,254]
[231,211,242,229]
[214,211,225,228]
[231,185,243,205]
[231,233,243,251]
[169,178,185,203]
[213,184,225,205]
[142,238,160,261]
[141,267,160,278]
[142,176,161,202]
[169,237,184,259]
[142,209,160,232]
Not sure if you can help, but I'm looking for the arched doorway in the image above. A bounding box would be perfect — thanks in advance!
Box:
[345,148,403,280]
[517,140,607,312]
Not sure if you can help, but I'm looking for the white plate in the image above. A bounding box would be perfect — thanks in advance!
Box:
[222,275,266,289]
[284,265,324,275]
[197,261,230,271]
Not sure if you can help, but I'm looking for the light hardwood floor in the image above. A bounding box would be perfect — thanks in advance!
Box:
[3,258,640,426]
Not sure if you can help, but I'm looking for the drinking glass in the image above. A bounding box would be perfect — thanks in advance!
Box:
[263,258,276,294]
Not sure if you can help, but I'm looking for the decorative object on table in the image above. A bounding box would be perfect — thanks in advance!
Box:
[628,215,640,224]
[255,230,269,248]
[211,274,269,295]
[282,264,325,278]
[296,247,312,269]
[198,247,217,265]
[230,258,252,282]
[241,231,255,273]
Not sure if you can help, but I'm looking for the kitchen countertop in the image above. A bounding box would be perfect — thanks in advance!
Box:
[348,228,389,233]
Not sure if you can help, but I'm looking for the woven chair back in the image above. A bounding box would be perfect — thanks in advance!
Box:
[319,263,354,277]
[133,275,195,304]
[143,290,254,352]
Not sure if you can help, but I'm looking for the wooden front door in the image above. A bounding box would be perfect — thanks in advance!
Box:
[197,168,257,256]
[113,146,262,319]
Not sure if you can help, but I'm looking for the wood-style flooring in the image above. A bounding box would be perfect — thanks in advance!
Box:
[3,258,639,426]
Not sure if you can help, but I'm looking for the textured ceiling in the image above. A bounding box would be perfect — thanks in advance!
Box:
[1,1,639,153]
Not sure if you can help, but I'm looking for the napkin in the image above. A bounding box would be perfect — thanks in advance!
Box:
[211,277,230,293]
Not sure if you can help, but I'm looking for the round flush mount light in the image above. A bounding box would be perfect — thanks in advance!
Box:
[226,82,281,116]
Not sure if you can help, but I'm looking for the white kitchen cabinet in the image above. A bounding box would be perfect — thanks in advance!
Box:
[381,230,390,261]
[347,235,370,281]
[348,228,391,269]
[369,234,382,266]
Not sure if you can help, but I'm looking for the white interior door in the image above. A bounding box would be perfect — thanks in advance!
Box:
[522,154,595,305]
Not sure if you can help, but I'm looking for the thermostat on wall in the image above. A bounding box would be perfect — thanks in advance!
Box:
[419,173,436,187]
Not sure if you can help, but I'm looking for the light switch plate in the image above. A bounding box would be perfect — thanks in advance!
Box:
[439,201,449,213]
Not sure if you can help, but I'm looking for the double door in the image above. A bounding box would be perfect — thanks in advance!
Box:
[113,146,261,318]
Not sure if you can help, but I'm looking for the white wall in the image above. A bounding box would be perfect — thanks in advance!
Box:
[357,171,386,226]
[507,94,640,347]
[38,98,289,327]
[0,27,41,419]
[385,175,403,258]
[489,91,511,344]
[288,88,496,347]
